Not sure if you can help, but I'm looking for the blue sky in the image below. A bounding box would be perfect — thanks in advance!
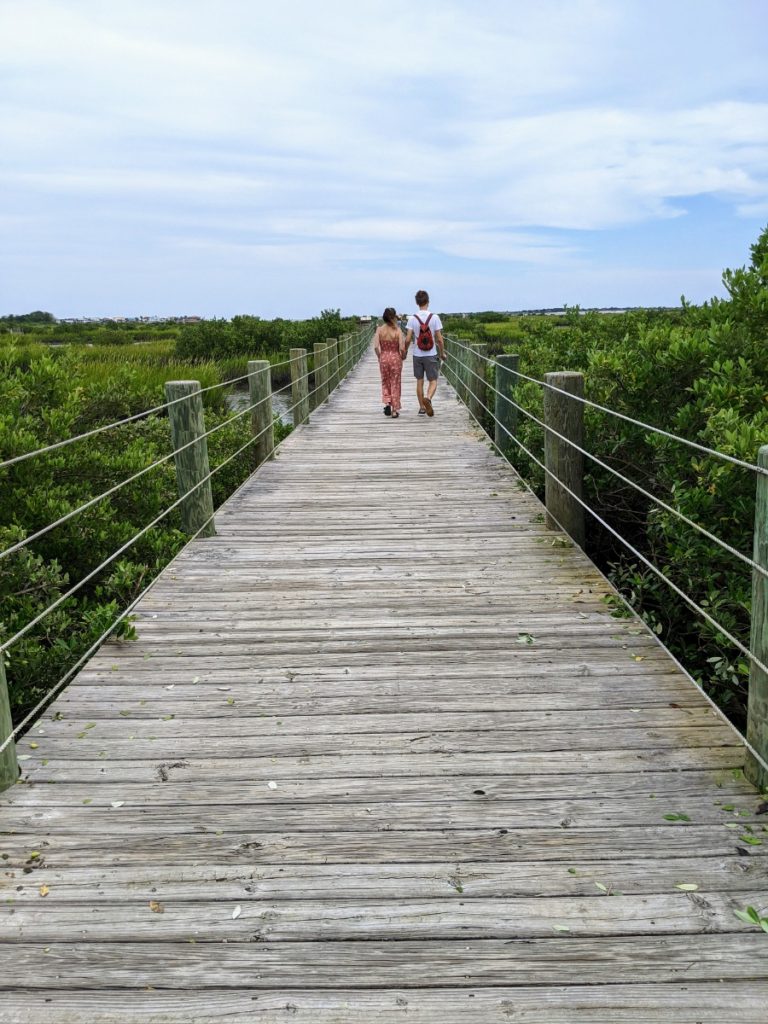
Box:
[1,0,767,318]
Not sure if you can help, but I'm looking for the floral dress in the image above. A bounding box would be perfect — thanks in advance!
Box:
[375,325,404,412]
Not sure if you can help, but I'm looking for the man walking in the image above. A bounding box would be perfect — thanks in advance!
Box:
[405,289,445,417]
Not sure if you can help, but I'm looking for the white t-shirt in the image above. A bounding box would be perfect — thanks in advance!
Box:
[407,310,443,357]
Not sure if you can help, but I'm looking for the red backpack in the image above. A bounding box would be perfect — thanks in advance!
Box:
[415,313,434,351]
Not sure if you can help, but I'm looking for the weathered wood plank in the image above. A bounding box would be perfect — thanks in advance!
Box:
[1,935,766,988]
[3,984,768,1024]
[4,891,766,942]
[4,856,766,902]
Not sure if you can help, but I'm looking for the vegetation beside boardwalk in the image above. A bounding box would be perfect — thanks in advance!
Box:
[0,310,355,727]
[444,226,768,727]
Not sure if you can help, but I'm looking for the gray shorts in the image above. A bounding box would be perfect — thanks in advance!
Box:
[413,355,440,381]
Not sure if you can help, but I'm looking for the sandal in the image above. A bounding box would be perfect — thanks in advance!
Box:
[391,411,399,418]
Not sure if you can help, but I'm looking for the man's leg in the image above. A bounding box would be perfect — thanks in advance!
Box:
[416,378,425,408]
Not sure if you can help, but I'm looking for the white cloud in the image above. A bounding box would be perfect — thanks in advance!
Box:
[0,0,766,313]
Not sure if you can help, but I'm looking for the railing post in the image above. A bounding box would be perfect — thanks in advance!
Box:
[0,658,19,792]
[543,371,585,548]
[338,336,349,379]
[326,339,339,392]
[443,336,455,390]
[248,359,274,465]
[469,344,487,422]
[290,347,310,426]
[165,381,216,538]
[458,338,471,404]
[313,342,329,405]
[495,353,520,451]
[746,445,768,789]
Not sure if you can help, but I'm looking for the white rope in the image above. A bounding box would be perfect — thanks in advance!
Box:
[450,350,768,584]
[0,336,369,750]
[449,365,768,778]
[447,337,768,478]
[0,337,366,661]
[0,352,326,472]
[449,351,768,679]
[0,370,315,563]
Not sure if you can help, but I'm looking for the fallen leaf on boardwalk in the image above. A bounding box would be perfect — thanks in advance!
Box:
[149,900,164,913]
[217,687,231,692]
[663,813,691,822]
[675,883,699,891]
[165,685,175,691]
[516,632,535,645]
[594,882,608,893]
[192,677,200,684]
[110,801,125,809]
[39,885,49,897]
[232,906,242,920]
[739,835,763,846]
[267,781,278,790]
[29,742,38,749]
[552,924,571,932]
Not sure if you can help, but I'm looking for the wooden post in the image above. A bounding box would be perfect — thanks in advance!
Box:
[495,353,520,451]
[0,659,18,793]
[290,347,310,426]
[338,336,349,380]
[458,338,471,404]
[543,371,585,548]
[165,381,216,537]
[746,445,768,790]
[313,342,329,405]
[469,344,487,422]
[326,339,339,392]
[248,359,274,465]
[442,336,454,389]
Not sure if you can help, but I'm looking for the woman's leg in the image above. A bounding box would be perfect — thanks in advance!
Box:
[390,358,403,412]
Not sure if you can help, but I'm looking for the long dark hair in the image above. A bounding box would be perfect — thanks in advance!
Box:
[382,307,397,326]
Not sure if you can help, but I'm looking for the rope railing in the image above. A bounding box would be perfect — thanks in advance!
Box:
[449,343,768,584]
[0,377,295,564]
[448,336,768,478]
[0,354,300,472]
[444,338,768,783]
[0,328,372,766]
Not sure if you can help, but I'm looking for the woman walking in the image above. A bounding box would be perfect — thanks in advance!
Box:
[373,307,405,418]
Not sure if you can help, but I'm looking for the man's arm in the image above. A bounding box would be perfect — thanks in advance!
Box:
[435,329,446,360]
[404,328,414,355]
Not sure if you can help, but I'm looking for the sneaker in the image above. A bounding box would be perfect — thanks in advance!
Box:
[423,397,434,417]
[383,405,391,416]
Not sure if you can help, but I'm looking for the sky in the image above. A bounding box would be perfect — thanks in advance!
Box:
[1,0,767,318]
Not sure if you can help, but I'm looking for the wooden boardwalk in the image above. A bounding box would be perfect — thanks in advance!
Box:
[1,350,767,1022]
